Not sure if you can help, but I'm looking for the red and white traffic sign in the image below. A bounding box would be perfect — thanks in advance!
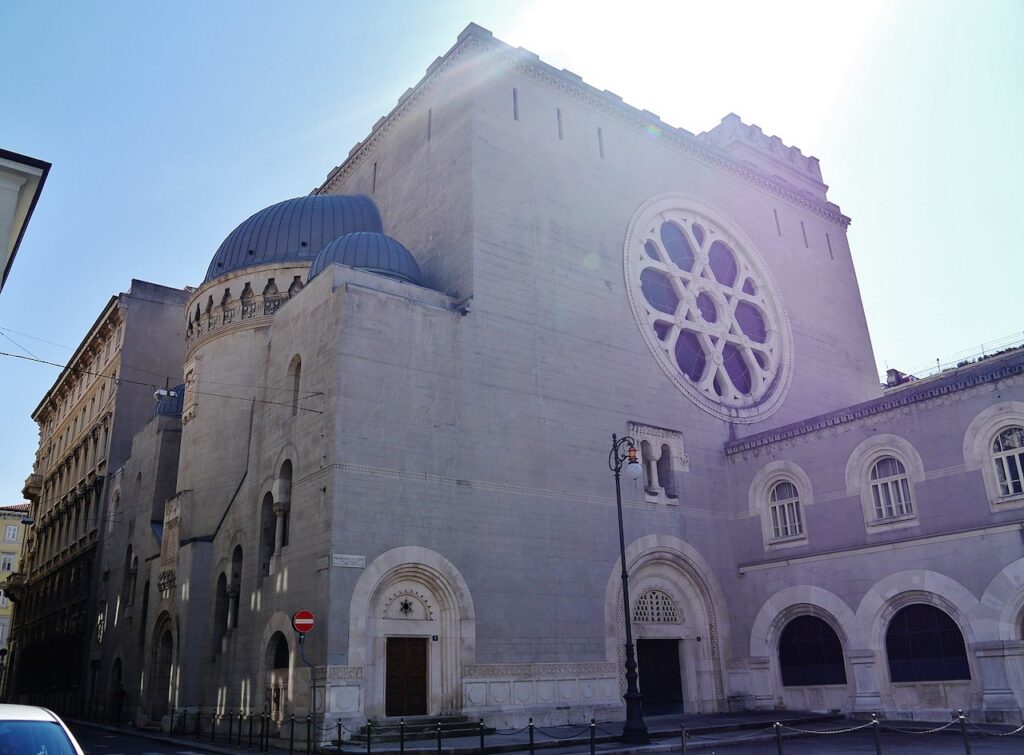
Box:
[292,609,315,634]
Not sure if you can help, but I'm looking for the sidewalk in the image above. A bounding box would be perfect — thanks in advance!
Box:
[69,711,844,755]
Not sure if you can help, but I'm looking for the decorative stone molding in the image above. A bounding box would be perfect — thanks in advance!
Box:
[727,351,1024,458]
[327,666,364,680]
[315,28,849,228]
[463,662,616,679]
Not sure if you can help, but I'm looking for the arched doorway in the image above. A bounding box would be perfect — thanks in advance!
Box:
[606,537,727,715]
[265,632,290,723]
[350,548,475,719]
[149,615,174,722]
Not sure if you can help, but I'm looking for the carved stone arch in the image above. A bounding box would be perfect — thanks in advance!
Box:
[845,434,926,528]
[750,586,858,657]
[349,547,475,718]
[978,557,1024,641]
[749,586,857,711]
[603,534,728,712]
[747,460,814,547]
[258,611,295,721]
[962,401,1024,509]
[273,443,300,490]
[148,610,178,723]
[855,570,982,711]
[856,570,980,652]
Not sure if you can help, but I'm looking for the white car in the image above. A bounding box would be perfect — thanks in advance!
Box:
[0,705,84,755]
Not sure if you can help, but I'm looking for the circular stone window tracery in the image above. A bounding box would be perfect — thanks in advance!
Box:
[624,194,793,422]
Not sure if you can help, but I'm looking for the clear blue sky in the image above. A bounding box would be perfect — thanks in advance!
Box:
[2,1,1022,504]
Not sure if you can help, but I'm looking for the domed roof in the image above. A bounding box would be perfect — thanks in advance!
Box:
[308,232,423,285]
[204,195,382,282]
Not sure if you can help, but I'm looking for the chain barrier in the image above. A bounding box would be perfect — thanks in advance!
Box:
[686,725,776,744]
[879,720,956,735]
[778,720,877,735]
[492,726,530,736]
[966,720,1024,737]
[534,724,594,740]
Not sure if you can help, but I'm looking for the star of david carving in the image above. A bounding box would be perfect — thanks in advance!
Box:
[399,599,413,615]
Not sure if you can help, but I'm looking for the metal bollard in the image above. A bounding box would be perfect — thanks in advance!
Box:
[306,714,312,755]
[436,721,442,755]
[399,718,405,754]
[263,713,269,754]
[337,719,342,750]
[774,721,784,755]
[289,714,295,755]
[479,718,485,754]
[958,710,972,755]
[366,721,372,755]
[590,719,596,755]
[249,712,254,751]
[680,723,688,755]
[872,713,882,755]
[196,709,202,739]
[212,712,217,744]
[528,718,535,754]
[238,710,244,748]
[228,711,234,746]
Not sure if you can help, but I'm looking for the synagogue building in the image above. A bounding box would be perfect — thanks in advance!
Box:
[11,23,1024,736]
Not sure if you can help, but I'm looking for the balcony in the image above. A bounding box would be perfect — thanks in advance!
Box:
[22,473,42,499]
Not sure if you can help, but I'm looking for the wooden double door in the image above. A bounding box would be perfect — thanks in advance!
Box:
[385,637,428,717]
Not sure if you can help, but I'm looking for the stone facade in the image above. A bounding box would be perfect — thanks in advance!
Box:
[23,23,1024,737]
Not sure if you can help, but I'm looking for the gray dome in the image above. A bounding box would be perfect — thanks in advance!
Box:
[308,232,423,285]
[205,195,382,283]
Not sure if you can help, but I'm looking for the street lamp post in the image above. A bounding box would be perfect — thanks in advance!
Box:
[608,433,649,745]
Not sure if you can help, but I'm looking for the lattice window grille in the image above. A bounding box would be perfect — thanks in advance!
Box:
[633,589,681,623]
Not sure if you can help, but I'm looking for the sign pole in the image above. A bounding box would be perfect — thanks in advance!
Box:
[292,611,317,733]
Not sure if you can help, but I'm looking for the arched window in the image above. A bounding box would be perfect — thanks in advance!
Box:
[778,615,847,686]
[885,604,970,682]
[287,356,301,416]
[870,456,913,519]
[259,493,275,577]
[230,546,243,629]
[278,461,292,548]
[769,481,803,540]
[992,426,1024,497]
[268,632,289,670]
[213,573,229,655]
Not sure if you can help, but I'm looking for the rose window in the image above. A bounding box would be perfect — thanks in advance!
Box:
[625,195,792,422]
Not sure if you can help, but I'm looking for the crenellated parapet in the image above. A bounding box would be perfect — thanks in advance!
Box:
[185,263,308,356]
[700,113,827,202]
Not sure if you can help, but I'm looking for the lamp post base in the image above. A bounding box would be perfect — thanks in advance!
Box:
[622,690,649,744]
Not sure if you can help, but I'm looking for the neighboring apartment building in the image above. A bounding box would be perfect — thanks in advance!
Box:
[0,504,29,646]
[0,148,50,293]
[9,280,188,705]
[0,504,29,699]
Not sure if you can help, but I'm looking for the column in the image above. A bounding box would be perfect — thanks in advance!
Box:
[848,649,883,713]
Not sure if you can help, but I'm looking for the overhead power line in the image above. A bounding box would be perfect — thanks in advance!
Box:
[0,351,323,415]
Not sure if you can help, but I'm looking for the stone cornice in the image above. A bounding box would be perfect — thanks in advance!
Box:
[315,26,850,229]
[726,349,1024,457]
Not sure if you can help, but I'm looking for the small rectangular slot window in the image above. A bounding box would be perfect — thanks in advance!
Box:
[512,88,519,121]
[372,162,377,193]
[597,127,605,158]
[427,108,432,141]
[556,108,563,140]
[826,233,834,260]
[800,220,809,248]
[773,208,782,237]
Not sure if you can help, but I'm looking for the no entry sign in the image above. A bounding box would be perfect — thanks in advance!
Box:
[292,609,315,634]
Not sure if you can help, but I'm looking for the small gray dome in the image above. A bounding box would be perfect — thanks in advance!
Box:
[205,195,382,283]
[308,232,422,285]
